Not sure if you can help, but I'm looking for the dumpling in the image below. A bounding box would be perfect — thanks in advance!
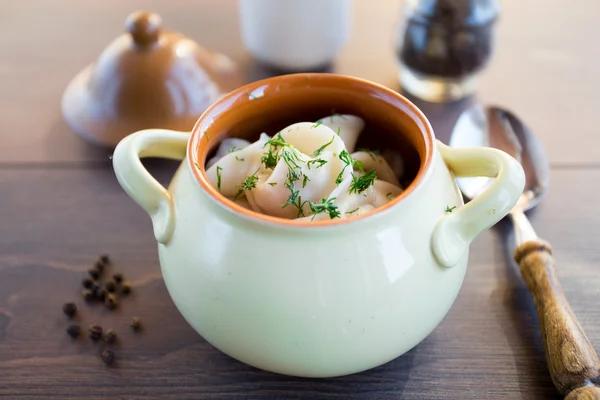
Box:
[247,123,351,219]
[206,138,252,168]
[205,133,269,197]
[351,150,401,187]
[204,114,405,221]
[320,114,365,153]
[382,148,404,180]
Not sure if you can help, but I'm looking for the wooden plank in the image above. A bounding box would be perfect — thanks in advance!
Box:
[1,0,600,164]
[0,167,597,399]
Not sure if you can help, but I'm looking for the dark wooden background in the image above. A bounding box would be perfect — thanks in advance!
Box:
[1,1,599,399]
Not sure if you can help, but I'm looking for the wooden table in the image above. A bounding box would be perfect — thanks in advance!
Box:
[1,1,599,399]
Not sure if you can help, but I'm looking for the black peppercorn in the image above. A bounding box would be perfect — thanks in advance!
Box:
[82,278,94,289]
[82,289,95,302]
[97,288,107,301]
[99,254,111,265]
[112,273,123,284]
[101,349,115,365]
[88,268,100,280]
[104,329,117,343]
[66,324,80,338]
[105,281,116,293]
[130,317,142,331]
[62,302,77,318]
[94,260,105,273]
[88,324,103,341]
[104,293,118,310]
[120,281,132,295]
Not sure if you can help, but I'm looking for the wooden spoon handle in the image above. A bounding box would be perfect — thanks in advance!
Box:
[514,241,600,399]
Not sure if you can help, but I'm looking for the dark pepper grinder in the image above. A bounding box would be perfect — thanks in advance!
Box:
[396,0,500,103]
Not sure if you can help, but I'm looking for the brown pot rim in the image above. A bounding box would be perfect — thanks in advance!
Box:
[187,73,435,227]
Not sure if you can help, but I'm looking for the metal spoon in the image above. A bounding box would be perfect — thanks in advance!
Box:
[450,105,600,400]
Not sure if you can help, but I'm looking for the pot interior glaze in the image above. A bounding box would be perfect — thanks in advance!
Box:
[187,73,435,225]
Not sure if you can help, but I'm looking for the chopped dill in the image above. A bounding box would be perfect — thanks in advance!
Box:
[216,166,223,191]
[307,158,327,169]
[268,182,277,187]
[235,156,245,162]
[445,205,457,213]
[234,169,260,199]
[313,120,324,128]
[349,169,377,194]
[313,136,335,157]
[345,207,360,215]
[310,198,341,220]
[302,175,310,188]
[336,150,353,184]
[264,133,288,149]
[228,147,239,153]
[204,131,211,140]
[386,192,393,198]
[261,149,278,169]
[337,127,341,136]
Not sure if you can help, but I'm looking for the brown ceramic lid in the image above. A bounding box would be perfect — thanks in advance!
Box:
[61,11,243,148]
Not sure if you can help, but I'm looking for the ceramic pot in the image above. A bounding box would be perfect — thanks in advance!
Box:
[112,74,524,377]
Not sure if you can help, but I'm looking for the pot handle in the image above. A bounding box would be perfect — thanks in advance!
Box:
[432,141,525,268]
[112,129,189,245]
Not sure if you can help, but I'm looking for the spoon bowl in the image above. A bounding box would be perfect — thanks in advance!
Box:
[450,104,551,212]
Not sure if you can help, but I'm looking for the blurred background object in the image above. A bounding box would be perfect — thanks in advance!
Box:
[396,0,500,103]
[238,0,353,72]
[61,10,242,149]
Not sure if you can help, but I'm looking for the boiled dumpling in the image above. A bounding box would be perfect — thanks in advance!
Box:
[206,138,252,169]
[205,133,269,197]
[351,150,401,187]
[320,114,365,153]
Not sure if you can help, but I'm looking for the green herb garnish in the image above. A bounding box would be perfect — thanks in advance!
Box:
[313,120,324,128]
[234,169,260,199]
[349,169,377,194]
[228,147,239,153]
[337,127,341,136]
[235,156,245,162]
[248,92,258,100]
[279,147,308,217]
[386,192,393,198]
[336,150,353,184]
[307,158,327,169]
[445,205,457,213]
[310,198,341,220]
[302,175,310,188]
[264,133,288,149]
[261,149,279,169]
[345,207,360,215]
[268,182,277,187]
[216,166,223,191]
[281,147,303,171]
[204,131,211,140]
[313,136,335,157]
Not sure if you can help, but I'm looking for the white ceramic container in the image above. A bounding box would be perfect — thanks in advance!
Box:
[238,0,352,70]
[112,74,525,378]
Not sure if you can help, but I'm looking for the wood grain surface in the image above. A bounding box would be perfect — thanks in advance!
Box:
[1,1,599,399]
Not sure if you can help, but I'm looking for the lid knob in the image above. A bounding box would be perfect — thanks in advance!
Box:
[125,11,162,47]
